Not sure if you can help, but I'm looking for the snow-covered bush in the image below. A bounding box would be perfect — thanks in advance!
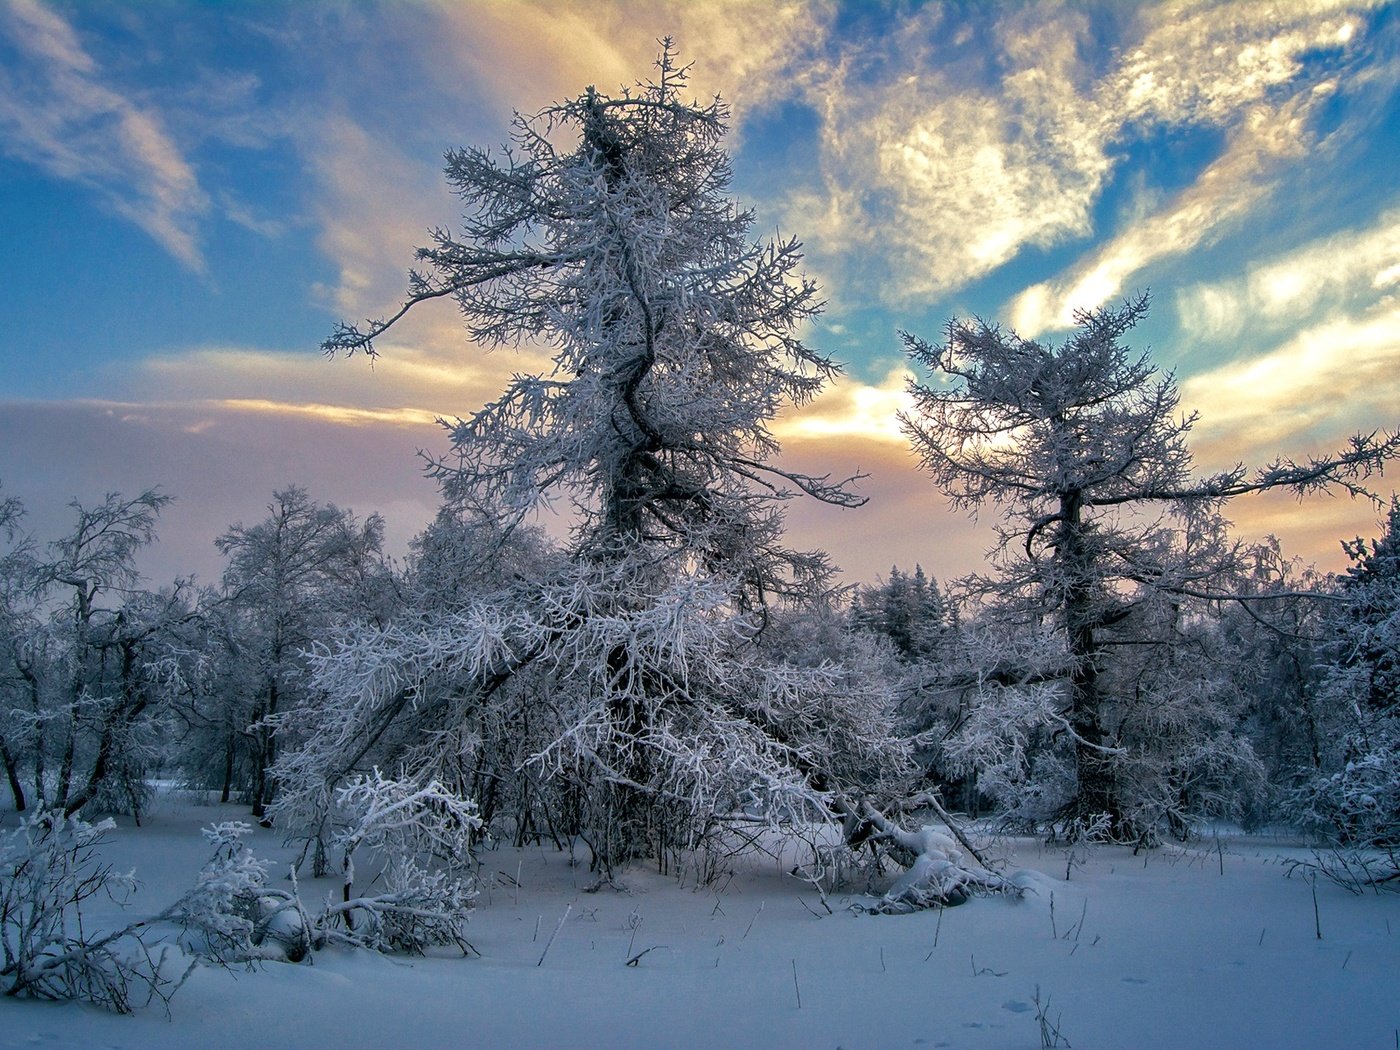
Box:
[177,782,480,963]
[320,771,480,955]
[172,820,303,963]
[1290,700,1400,848]
[0,807,184,1012]
[846,800,1022,913]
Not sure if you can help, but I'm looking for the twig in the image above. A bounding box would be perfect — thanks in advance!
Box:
[1070,898,1087,942]
[1034,984,1073,1048]
[536,902,571,966]
[971,953,1007,977]
[1311,874,1322,940]
[791,958,802,1008]
[924,904,945,961]
[625,945,667,967]
[742,900,764,940]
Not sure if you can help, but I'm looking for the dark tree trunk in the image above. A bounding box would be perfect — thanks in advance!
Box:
[1058,490,1126,837]
[0,734,25,811]
[220,733,236,804]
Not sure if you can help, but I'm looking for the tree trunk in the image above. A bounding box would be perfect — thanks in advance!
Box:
[251,677,279,823]
[0,733,25,811]
[220,733,235,804]
[1059,490,1124,836]
[22,665,46,805]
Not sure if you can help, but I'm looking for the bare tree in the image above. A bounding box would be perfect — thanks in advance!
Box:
[0,483,37,810]
[21,490,193,819]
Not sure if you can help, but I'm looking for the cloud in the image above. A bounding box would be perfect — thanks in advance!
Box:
[0,398,444,585]
[424,0,832,123]
[1008,97,1317,336]
[295,2,833,322]
[0,0,209,270]
[114,334,554,430]
[779,1,1376,310]
[1181,303,1400,458]
[784,4,1108,305]
[1175,204,1400,340]
[299,114,456,319]
[774,366,913,446]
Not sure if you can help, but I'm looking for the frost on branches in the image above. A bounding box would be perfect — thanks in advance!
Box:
[283,45,909,874]
[900,296,1400,843]
[0,808,185,1013]
[1290,501,1400,888]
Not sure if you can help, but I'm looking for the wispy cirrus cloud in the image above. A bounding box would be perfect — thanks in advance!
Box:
[119,335,546,430]
[295,1,832,326]
[423,0,833,124]
[0,0,209,270]
[1175,204,1400,341]
[1008,94,1320,336]
[782,1,1377,311]
[774,366,912,446]
[1181,303,1400,455]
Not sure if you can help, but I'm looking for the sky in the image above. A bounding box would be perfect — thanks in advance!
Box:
[2,0,1399,588]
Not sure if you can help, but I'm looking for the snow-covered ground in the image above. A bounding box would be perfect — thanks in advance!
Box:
[3,795,1398,1050]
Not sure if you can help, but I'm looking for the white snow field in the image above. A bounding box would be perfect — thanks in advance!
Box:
[3,794,1398,1050]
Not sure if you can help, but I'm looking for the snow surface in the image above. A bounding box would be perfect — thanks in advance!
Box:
[3,794,1398,1049]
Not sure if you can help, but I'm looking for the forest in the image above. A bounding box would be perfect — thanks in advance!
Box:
[2,46,1398,1037]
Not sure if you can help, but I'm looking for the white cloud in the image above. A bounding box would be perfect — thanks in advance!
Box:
[1182,303,1400,457]
[117,334,553,428]
[774,366,913,446]
[782,0,1378,309]
[299,114,454,319]
[293,1,832,345]
[1175,205,1400,340]
[787,5,1110,305]
[425,0,832,124]
[1009,98,1316,336]
[0,0,209,269]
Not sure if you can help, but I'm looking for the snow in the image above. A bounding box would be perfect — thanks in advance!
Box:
[3,795,1399,1049]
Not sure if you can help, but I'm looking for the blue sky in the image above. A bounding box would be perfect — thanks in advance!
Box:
[2,0,1399,585]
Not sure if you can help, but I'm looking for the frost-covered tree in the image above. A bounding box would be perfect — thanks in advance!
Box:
[210,487,391,820]
[901,295,1400,840]
[0,486,41,811]
[14,490,200,820]
[851,565,952,664]
[1292,500,1400,855]
[293,46,906,872]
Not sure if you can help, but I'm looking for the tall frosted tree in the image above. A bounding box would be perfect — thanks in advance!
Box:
[901,295,1400,840]
[292,46,905,870]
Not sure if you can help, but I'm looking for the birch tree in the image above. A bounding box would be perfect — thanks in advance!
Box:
[213,487,391,820]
